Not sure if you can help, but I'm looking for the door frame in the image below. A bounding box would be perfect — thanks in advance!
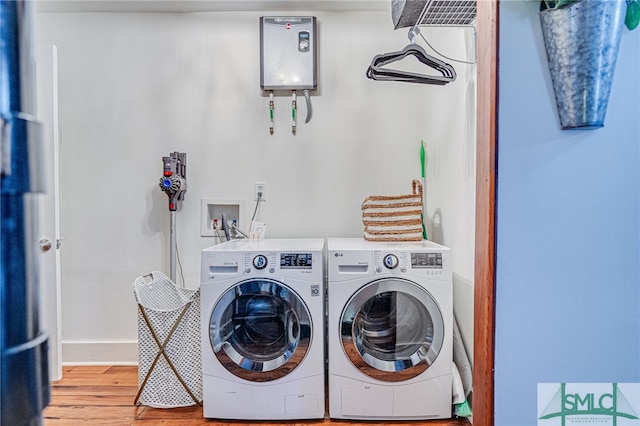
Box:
[36,44,63,382]
[29,2,500,418]
[473,1,498,425]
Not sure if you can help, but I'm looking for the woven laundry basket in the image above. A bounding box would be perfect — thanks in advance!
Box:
[362,179,425,242]
[133,271,201,408]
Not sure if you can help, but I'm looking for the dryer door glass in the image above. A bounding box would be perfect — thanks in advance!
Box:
[340,278,444,382]
[209,278,312,382]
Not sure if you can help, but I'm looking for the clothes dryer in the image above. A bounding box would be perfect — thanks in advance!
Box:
[200,239,325,420]
[327,237,453,420]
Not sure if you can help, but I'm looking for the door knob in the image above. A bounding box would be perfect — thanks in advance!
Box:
[39,239,52,252]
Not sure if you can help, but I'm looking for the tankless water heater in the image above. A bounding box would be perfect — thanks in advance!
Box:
[260,16,317,90]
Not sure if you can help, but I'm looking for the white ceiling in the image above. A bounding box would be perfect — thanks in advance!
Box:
[35,0,390,13]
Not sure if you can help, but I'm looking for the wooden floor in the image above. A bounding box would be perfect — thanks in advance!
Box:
[44,366,471,425]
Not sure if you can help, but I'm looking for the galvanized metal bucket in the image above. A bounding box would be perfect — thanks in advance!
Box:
[539,0,625,129]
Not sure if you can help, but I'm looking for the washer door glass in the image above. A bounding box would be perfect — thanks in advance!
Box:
[340,278,444,382]
[210,278,312,382]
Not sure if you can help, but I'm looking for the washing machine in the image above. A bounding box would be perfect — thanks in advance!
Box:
[327,237,453,420]
[200,238,325,420]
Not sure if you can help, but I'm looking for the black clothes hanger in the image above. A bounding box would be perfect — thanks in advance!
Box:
[367,43,456,84]
[366,43,456,85]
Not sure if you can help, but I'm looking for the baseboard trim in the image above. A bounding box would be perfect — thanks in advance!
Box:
[62,340,138,365]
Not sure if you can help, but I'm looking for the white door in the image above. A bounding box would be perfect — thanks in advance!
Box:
[36,45,62,381]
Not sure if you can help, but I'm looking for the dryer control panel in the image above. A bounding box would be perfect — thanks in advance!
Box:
[327,238,452,282]
[372,251,445,275]
[411,252,444,269]
[373,251,409,273]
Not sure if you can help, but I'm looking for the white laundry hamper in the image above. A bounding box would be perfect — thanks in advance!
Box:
[133,271,202,408]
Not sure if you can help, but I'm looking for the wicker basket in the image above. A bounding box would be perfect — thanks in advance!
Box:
[362,179,424,242]
[133,271,201,408]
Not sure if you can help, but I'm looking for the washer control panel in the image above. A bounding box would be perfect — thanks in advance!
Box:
[202,239,324,282]
[244,252,277,273]
[242,251,315,274]
[252,254,268,270]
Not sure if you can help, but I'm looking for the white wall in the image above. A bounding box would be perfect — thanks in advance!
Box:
[35,6,476,364]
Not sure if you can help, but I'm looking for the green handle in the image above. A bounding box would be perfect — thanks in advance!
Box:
[420,140,426,178]
[420,140,427,240]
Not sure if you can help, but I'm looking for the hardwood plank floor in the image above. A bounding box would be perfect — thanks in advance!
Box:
[44,366,471,425]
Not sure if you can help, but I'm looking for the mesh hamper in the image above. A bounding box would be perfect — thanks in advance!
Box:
[133,271,202,408]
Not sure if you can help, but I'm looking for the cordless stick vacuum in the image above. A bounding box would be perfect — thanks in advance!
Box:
[158,152,187,284]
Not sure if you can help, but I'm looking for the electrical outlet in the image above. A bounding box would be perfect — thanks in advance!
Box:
[254,181,267,201]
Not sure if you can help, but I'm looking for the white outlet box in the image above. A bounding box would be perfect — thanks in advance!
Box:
[254,181,267,201]
[201,198,245,237]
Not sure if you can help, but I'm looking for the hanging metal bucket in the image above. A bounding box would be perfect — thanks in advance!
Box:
[539,0,625,129]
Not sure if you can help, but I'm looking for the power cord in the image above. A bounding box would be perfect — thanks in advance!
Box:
[175,238,185,288]
[418,28,477,65]
[251,192,263,222]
